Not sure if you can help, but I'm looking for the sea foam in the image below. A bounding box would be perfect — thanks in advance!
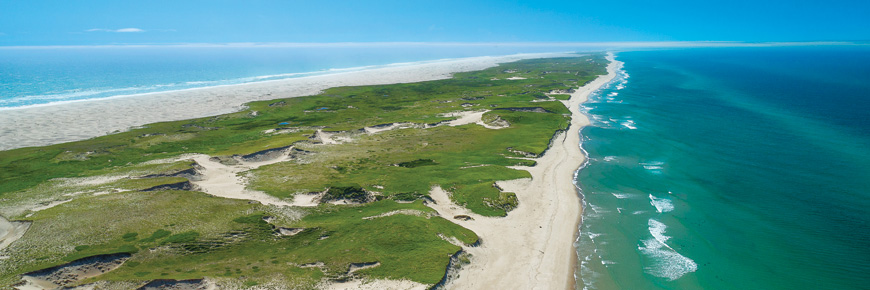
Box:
[649,194,674,213]
[639,219,697,281]
[640,161,664,173]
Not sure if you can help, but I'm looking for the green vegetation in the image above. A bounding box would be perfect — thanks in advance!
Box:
[0,55,607,288]
[397,159,437,168]
[321,185,369,203]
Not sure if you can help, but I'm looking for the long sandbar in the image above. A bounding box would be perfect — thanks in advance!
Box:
[0,53,571,151]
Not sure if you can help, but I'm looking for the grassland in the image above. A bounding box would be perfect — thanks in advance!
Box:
[0,55,606,288]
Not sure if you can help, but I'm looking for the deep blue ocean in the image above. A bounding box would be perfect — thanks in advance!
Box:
[575,47,870,289]
[0,44,588,109]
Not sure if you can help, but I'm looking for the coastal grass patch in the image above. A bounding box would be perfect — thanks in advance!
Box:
[0,190,477,287]
[94,200,475,286]
[0,161,198,219]
[0,190,258,286]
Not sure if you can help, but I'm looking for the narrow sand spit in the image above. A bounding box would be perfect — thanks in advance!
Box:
[427,54,621,290]
[0,53,575,151]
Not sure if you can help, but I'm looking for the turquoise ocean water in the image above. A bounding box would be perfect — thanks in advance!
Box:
[575,47,870,289]
[0,44,586,109]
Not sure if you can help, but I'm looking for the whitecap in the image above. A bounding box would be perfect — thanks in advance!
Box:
[649,194,675,213]
[640,161,664,173]
[611,192,634,199]
[588,204,609,214]
[602,156,618,162]
[639,219,697,280]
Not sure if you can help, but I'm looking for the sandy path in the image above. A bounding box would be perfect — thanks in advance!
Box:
[427,53,621,290]
[0,53,575,151]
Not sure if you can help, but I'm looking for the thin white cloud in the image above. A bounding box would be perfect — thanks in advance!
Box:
[115,28,144,33]
[85,28,145,33]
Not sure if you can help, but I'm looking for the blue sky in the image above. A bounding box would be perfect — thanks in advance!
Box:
[1,0,868,46]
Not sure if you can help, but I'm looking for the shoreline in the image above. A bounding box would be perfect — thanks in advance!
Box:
[567,54,622,289]
[425,53,621,290]
[0,52,573,151]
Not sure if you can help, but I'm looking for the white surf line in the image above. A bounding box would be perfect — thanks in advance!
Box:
[425,53,622,290]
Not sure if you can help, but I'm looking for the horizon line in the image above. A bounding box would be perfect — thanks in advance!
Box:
[0,41,863,49]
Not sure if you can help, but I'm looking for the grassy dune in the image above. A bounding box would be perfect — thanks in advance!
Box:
[0,55,606,288]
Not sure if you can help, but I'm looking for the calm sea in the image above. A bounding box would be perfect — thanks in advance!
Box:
[575,47,870,289]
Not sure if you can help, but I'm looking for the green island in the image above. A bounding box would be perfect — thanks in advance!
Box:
[0,55,607,289]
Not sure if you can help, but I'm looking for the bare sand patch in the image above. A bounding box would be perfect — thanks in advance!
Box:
[363,123,418,134]
[0,216,30,252]
[323,279,427,290]
[442,110,509,129]
[188,153,303,207]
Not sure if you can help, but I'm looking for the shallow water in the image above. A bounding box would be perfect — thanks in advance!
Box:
[575,47,870,289]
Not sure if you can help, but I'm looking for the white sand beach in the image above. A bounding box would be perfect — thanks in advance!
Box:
[426,54,621,290]
[0,53,572,151]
